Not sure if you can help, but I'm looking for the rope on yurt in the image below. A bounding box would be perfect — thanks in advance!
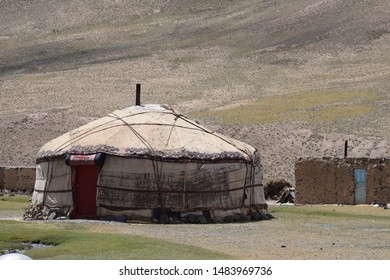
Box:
[148,113,181,220]
[51,120,121,155]
[40,160,74,216]
[50,110,164,154]
[48,110,192,157]
[242,161,255,208]
[39,108,262,214]
[110,112,167,218]
[45,109,253,161]
[42,160,54,208]
[48,111,165,155]
[166,110,264,209]
[98,183,263,194]
[172,111,254,160]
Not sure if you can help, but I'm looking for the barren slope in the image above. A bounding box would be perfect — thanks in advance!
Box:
[1,0,389,183]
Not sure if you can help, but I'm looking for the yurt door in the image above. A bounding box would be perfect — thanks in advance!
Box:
[65,153,105,219]
[74,165,101,219]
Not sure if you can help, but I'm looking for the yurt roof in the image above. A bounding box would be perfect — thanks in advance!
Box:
[37,105,259,163]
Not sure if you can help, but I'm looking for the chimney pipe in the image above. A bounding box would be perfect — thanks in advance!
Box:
[344,140,348,158]
[135,83,141,106]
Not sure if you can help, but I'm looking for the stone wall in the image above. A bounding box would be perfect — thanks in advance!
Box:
[0,166,35,193]
[366,159,390,204]
[295,158,390,205]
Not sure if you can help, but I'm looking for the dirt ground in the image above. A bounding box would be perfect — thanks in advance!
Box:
[3,202,390,260]
[115,212,390,260]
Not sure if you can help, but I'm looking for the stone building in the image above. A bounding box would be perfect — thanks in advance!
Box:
[295,157,390,205]
[0,166,35,193]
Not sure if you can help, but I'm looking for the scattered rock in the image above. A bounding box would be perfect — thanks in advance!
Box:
[46,208,65,220]
[47,212,57,220]
[99,215,117,222]
[240,214,251,222]
[202,210,214,223]
[34,213,44,220]
[184,214,208,224]
[262,213,273,220]
[222,215,234,223]
[116,214,127,223]
[251,211,261,221]
[23,204,44,220]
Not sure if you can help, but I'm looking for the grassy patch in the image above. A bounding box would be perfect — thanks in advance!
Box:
[189,91,378,125]
[0,196,231,259]
[0,220,233,260]
[310,105,375,122]
[0,195,30,211]
[268,205,390,220]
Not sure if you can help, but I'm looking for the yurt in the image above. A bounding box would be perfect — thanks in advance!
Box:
[28,104,267,223]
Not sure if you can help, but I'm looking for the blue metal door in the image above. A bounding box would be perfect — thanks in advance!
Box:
[354,169,367,204]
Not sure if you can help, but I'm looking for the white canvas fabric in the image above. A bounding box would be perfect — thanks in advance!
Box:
[30,105,266,220]
[32,160,73,208]
[96,155,265,211]
[36,106,256,163]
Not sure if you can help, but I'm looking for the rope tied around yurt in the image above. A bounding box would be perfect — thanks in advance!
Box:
[110,112,167,216]
[41,160,54,207]
[34,107,265,221]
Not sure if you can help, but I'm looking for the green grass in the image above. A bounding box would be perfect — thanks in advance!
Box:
[1,199,390,260]
[0,196,232,260]
[0,220,233,260]
[310,104,375,122]
[0,195,30,211]
[189,91,379,125]
[268,204,390,221]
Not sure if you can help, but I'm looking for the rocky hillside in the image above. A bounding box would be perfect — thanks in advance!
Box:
[1,0,389,183]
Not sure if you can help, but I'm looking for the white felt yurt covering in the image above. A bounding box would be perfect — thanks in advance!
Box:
[29,105,267,222]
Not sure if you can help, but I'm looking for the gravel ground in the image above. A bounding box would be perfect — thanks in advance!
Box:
[2,202,390,259]
[62,205,390,260]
